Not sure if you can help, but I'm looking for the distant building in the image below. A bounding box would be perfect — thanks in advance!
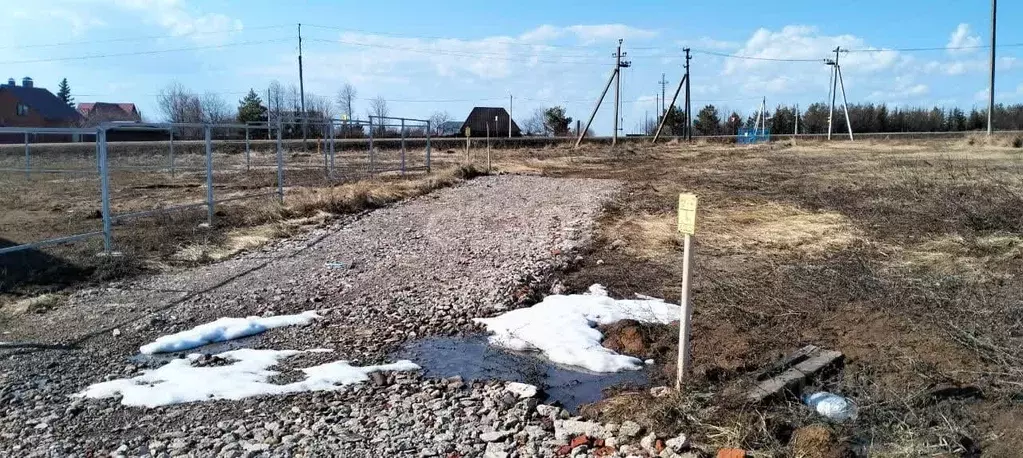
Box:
[458,107,521,137]
[0,77,82,128]
[78,102,142,126]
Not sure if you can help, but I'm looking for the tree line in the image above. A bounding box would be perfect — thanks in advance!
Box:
[644,102,1023,136]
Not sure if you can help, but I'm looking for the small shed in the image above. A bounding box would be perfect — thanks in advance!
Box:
[458,107,520,137]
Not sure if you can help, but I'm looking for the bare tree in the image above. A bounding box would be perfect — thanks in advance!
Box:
[368,96,389,119]
[201,92,232,124]
[267,80,285,127]
[157,82,202,138]
[336,83,357,120]
[522,107,548,136]
[428,111,451,134]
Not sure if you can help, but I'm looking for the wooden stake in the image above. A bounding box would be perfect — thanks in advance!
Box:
[676,193,698,390]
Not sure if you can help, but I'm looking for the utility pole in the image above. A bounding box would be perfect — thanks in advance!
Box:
[613,39,631,147]
[653,48,691,142]
[825,47,854,141]
[684,48,692,141]
[509,94,513,138]
[659,73,669,118]
[298,23,307,151]
[988,0,997,135]
[576,39,629,148]
[267,87,272,140]
[827,47,840,140]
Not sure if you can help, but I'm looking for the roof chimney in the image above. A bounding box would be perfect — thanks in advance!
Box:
[21,77,32,88]
[6,78,14,86]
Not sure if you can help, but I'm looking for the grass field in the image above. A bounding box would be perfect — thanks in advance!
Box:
[3,137,1022,455]
[493,138,1023,456]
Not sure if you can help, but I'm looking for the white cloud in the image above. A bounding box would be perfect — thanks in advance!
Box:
[565,24,658,44]
[111,0,243,44]
[947,23,981,54]
[723,26,899,76]
[691,37,739,51]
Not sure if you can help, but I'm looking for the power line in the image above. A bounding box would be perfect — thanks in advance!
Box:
[0,25,289,50]
[846,42,1023,53]
[0,39,291,65]
[303,24,666,50]
[306,38,611,65]
[692,49,825,62]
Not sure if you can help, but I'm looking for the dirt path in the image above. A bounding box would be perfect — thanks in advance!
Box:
[0,175,620,457]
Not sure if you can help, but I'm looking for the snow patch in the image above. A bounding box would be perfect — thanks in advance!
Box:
[139,311,321,354]
[76,348,419,407]
[474,284,680,372]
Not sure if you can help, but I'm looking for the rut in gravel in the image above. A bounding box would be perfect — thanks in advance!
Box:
[0,175,621,457]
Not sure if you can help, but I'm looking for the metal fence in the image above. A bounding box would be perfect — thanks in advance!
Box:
[0,117,432,258]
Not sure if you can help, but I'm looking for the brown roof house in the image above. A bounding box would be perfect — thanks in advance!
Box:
[458,107,521,137]
[0,77,82,128]
[78,102,142,126]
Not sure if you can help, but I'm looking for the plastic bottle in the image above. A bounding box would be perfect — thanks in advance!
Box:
[804,392,857,421]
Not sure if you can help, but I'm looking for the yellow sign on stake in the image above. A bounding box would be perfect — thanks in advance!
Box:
[465,127,471,137]
[677,193,698,235]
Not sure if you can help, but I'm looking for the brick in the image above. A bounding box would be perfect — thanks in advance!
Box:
[717,448,746,458]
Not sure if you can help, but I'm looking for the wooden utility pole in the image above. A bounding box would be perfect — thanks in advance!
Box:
[684,48,692,141]
[658,73,668,120]
[826,48,854,141]
[988,0,997,135]
[298,23,308,151]
[653,48,691,143]
[576,39,629,148]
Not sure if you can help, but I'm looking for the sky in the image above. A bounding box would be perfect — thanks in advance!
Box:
[1,0,1021,135]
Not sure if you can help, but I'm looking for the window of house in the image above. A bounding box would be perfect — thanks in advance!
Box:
[16,103,28,116]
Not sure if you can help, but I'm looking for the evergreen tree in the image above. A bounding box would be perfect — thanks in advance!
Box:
[236,89,267,125]
[693,105,721,135]
[56,78,73,107]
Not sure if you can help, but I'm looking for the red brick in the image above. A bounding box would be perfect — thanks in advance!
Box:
[555,444,573,456]
[717,448,747,458]
[569,434,590,448]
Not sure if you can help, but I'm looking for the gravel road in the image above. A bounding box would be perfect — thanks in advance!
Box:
[0,175,691,457]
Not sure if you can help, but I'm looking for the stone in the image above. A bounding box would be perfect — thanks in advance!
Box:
[554,419,605,441]
[619,421,643,439]
[505,382,538,399]
[665,434,689,452]
[640,433,658,454]
[536,404,562,419]
[650,386,673,398]
[480,430,513,442]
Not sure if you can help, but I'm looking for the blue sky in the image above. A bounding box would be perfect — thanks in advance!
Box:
[1,0,1020,134]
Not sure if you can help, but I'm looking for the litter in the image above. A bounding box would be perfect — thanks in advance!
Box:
[324,262,346,269]
[804,392,857,421]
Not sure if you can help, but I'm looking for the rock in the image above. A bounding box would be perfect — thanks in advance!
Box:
[571,444,589,456]
[444,376,465,390]
[554,419,604,441]
[34,423,49,430]
[640,433,659,454]
[480,430,513,442]
[505,382,538,399]
[111,328,121,337]
[665,434,689,452]
[650,386,673,398]
[619,421,644,439]
[369,372,388,387]
[536,404,563,419]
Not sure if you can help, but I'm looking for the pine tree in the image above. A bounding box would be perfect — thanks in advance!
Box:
[236,89,267,125]
[56,78,74,107]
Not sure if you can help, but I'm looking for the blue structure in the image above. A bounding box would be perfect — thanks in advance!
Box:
[737,127,771,144]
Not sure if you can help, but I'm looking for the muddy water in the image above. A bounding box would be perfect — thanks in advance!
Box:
[392,336,649,412]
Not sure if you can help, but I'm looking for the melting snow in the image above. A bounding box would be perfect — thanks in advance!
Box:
[139,311,321,354]
[76,348,419,407]
[474,284,680,372]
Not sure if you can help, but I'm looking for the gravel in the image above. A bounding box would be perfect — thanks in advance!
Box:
[0,175,701,457]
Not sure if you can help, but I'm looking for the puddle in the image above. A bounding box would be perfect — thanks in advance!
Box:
[128,335,261,367]
[392,336,649,413]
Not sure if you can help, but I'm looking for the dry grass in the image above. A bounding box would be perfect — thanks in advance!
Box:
[701,201,859,257]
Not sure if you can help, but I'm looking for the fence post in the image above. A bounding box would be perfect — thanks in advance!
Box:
[204,125,215,226]
[400,118,406,175]
[328,121,335,179]
[169,129,175,176]
[368,116,376,174]
[24,132,30,179]
[98,129,113,253]
[426,120,432,173]
[276,122,284,202]
[244,126,251,171]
